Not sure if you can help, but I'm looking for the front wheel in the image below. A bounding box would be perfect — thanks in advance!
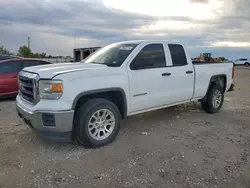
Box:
[201,84,224,113]
[74,98,121,148]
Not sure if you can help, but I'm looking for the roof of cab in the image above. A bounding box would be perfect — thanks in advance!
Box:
[113,40,183,45]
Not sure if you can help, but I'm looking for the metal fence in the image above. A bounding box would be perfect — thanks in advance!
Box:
[37,58,74,63]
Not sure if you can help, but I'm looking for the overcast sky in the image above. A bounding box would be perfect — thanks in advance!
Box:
[0,0,249,59]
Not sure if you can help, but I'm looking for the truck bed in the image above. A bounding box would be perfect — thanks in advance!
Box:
[192,62,233,99]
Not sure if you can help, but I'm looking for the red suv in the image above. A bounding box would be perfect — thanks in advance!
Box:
[0,58,52,98]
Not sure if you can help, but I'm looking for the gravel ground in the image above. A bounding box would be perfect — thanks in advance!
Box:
[0,67,250,188]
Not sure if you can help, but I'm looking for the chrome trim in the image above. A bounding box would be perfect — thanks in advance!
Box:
[19,71,39,79]
[18,71,40,104]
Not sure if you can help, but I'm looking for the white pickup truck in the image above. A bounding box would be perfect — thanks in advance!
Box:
[16,40,234,148]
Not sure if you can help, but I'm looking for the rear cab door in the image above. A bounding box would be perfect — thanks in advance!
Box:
[0,60,24,96]
[162,43,195,103]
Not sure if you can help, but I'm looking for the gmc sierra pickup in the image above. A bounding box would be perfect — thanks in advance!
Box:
[16,40,234,148]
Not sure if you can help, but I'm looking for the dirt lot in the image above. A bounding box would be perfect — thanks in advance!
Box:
[0,67,250,188]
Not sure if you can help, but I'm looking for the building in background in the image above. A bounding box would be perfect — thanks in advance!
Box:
[73,47,101,62]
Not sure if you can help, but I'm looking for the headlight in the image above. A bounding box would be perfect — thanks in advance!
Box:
[39,80,63,100]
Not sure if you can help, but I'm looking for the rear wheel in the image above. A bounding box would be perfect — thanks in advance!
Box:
[74,98,121,148]
[201,84,224,113]
[244,62,250,67]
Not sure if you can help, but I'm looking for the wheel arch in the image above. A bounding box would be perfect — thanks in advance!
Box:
[71,87,128,118]
[205,74,227,98]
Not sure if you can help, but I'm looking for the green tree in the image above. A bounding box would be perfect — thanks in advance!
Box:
[0,45,14,55]
[220,57,228,62]
[220,57,225,61]
[32,53,40,58]
[17,45,33,58]
[40,52,47,58]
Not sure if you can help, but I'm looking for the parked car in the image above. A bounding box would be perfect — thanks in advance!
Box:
[0,58,52,98]
[0,54,22,61]
[232,58,250,66]
[16,40,234,148]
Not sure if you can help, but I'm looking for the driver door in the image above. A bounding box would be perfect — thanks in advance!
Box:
[127,43,171,113]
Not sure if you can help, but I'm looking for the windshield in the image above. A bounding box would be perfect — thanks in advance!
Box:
[83,43,138,67]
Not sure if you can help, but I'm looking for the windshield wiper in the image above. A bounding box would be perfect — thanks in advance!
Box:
[85,61,98,64]
[86,62,118,67]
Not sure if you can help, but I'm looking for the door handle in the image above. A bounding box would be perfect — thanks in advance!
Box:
[12,76,17,78]
[186,70,193,74]
[162,73,171,76]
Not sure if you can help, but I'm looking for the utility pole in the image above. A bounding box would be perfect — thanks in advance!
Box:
[28,36,30,49]
[74,31,76,49]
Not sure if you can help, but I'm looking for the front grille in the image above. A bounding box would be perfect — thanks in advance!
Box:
[18,71,39,104]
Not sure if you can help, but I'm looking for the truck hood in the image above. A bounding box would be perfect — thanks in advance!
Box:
[23,63,107,78]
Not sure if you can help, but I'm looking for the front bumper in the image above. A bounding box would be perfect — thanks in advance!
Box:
[16,103,74,143]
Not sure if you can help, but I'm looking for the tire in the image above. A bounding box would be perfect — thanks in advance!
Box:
[244,62,250,67]
[201,84,224,114]
[74,98,121,148]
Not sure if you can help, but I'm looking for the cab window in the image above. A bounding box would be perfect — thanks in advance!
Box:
[168,44,188,66]
[130,44,166,70]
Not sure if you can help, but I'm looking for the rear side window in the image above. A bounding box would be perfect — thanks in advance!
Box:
[0,61,23,74]
[168,44,187,66]
[240,59,247,61]
[130,44,166,70]
[23,61,51,67]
